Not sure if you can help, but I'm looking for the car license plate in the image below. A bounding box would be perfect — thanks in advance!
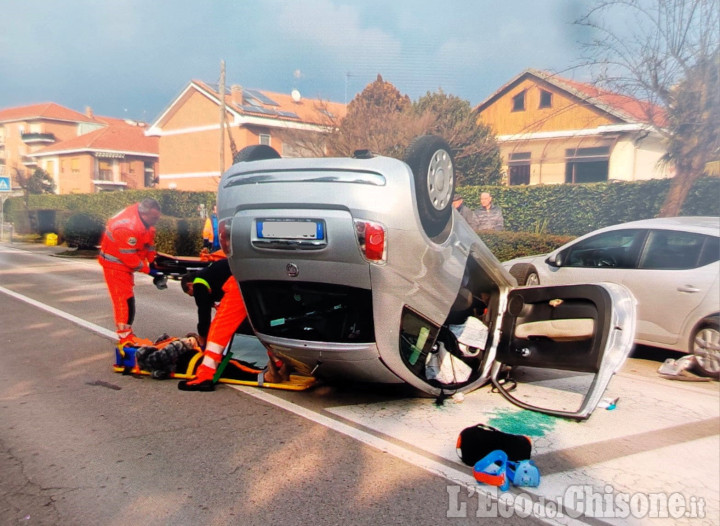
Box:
[257,219,324,240]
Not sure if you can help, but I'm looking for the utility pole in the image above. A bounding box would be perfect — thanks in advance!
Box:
[219,60,226,174]
[345,72,350,105]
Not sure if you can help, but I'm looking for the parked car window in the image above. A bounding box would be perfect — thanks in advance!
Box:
[639,230,710,270]
[561,229,644,268]
[698,235,720,268]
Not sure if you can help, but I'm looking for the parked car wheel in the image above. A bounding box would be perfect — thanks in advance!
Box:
[404,135,455,238]
[692,317,720,378]
[233,144,281,163]
[509,263,540,286]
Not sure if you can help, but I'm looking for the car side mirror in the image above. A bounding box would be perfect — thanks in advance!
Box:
[546,252,561,267]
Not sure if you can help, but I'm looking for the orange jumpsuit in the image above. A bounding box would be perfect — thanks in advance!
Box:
[199,277,248,374]
[98,203,157,334]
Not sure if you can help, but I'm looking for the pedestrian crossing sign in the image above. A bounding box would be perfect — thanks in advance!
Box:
[0,177,10,192]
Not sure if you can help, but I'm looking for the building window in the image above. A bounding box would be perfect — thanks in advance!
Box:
[539,90,552,109]
[512,91,526,112]
[71,158,80,174]
[98,160,113,181]
[144,162,155,187]
[508,152,531,185]
[259,133,271,145]
[565,146,611,183]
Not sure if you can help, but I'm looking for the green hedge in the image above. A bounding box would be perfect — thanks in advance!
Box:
[3,177,718,257]
[3,189,216,221]
[154,217,205,256]
[61,212,105,249]
[457,177,720,236]
[478,231,575,262]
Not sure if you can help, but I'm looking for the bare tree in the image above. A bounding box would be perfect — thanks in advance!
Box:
[275,99,343,158]
[577,0,720,216]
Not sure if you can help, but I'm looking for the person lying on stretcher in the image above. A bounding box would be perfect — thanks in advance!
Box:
[135,333,291,384]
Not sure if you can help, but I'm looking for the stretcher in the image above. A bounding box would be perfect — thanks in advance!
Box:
[133,251,315,389]
[114,332,316,391]
[151,251,215,279]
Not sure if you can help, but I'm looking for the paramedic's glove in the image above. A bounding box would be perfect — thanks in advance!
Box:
[153,274,168,290]
[148,263,160,277]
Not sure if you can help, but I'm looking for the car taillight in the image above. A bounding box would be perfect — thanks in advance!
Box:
[219,218,232,256]
[354,219,386,263]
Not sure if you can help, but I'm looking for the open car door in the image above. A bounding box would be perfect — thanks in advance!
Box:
[490,282,636,420]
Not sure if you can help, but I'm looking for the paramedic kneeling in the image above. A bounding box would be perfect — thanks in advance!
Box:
[180,258,232,349]
[99,198,163,344]
[178,273,289,391]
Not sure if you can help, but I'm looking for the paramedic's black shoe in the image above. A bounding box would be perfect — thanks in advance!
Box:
[178,379,215,391]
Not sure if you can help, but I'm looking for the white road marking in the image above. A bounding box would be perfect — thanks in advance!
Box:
[0,283,569,524]
[6,280,716,525]
[230,385,576,525]
[0,285,117,340]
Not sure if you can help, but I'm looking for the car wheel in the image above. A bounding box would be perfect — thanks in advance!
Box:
[692,318,720,379]
[404,135,455,238]
[233,145,281,163]
[509,263,540,286]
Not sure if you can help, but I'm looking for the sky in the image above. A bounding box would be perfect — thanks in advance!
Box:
[1,0,599,124]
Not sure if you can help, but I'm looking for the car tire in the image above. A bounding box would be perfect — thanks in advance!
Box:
[691,317,720,379]
[509,263,540,286]
[404,135,455,238]
[233,145,281,163]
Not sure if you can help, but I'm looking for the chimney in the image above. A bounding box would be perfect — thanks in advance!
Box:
[231,85,243,106]
[85,106,93,118]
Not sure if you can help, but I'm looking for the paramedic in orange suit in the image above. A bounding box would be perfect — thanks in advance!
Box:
[98,198,162,343]
[178,275,289,391]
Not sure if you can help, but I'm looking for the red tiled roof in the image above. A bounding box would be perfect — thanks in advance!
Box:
[0,102,98,124]
[32,120,158,156]
[545,73,665,125]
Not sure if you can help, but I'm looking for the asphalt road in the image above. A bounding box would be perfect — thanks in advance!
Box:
[0,243,540,526]
[1,243,717,526]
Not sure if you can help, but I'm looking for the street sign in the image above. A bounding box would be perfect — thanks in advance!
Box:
[0,176,10,192]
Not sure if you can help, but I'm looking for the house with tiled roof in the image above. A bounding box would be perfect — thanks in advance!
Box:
[146,80,346,191]
[0,103,158,193]
[474,69,669,185]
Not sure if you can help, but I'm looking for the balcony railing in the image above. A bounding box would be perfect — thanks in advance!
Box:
[97,169,114,181]
[21,132,56,144]
[21,155,38,166]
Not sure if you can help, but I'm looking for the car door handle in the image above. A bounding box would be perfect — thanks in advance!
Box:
[677,285,701,293]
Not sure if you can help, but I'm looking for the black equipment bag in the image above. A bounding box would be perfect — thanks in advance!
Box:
[456,423,532,466]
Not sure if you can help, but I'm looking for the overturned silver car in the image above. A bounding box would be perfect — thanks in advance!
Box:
[216,136,636,419]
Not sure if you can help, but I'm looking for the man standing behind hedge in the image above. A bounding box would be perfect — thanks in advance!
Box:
[99,198,162,343]
[474,192,504,231]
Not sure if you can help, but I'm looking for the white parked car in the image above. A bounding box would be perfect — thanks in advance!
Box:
[504,217,720,377]
[216,137,637,418]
